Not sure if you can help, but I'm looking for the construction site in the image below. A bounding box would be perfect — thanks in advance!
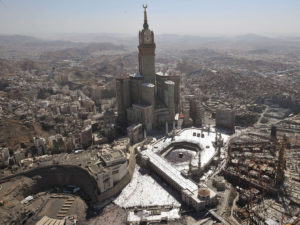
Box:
[222,126,300,225]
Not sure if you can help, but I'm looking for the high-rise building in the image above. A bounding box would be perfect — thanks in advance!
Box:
[116,5,180,130]
[216,108,235,130]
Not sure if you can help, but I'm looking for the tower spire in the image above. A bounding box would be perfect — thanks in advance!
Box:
[143,4,149,29]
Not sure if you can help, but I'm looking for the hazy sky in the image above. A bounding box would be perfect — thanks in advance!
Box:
[0,0,299,36]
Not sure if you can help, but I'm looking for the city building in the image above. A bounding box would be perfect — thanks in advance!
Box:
[116,6,180,131]
[183,95,203,127]
[127,123,144,144]
[80,125,93,149]
[216,108,235,130]
[97,149,128,191]
[33,137,47,155]
[0,148,10,168]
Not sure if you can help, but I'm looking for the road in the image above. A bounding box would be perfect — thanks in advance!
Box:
[219,188,231,215]
[230,191,241,225]
[209,209,230,225]
[255,105,269,127]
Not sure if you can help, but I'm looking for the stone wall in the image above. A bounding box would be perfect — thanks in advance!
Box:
[0,165,99,203]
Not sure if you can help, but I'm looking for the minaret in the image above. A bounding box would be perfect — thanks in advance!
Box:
[198,151,202,176]
[138,5,156,84]
[198,151,201,169]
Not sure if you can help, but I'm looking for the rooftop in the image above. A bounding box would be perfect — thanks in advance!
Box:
[164,80,175,85]
[1,147,127,178]
[142,82,155,88]
[129,73,143,78]
[142,148,198,192]
[99,149,127,167]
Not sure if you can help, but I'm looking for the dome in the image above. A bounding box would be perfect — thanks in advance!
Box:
[198,188,210,198]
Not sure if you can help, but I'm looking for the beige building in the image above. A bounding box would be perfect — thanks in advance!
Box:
[116,6,180,131]
[182,95,203,127]
[181,187,217,211]
[34,137,47,155]
[0,148,10,168]
[13,149,26,164]
[127,123,144,144]
[95,149,128,193]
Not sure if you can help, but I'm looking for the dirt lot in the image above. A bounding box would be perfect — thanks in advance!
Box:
[0,118,54,150]
[86,203,127,225]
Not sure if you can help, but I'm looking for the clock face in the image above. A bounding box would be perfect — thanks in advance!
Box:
[144,30,152,44]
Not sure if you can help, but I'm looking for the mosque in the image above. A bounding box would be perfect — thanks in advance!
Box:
[116,5,180,131]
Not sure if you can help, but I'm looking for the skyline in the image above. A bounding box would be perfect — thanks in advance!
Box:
[0,0,300,37]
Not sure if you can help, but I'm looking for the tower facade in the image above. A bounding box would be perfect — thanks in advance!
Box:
[116,5,180,131]
[138,5,156,84]
[116,77,130,124]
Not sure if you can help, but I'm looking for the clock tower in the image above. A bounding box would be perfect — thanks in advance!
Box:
[138,5,156,84]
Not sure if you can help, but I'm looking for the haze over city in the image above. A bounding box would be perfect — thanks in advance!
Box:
[0,1,300,225]
[0,0,300,36]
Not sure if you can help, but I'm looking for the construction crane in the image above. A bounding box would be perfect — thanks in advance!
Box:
[237,144,244,185]
[247,167,253,225]
[228,142,232,158]
[275,136,288,187]
[259,165,267,222]
[281,214,285,225]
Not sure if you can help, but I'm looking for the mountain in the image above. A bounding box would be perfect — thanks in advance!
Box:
[0,35,130,59]
[39,42,127,60]
[0,35,87,59]
[1,33,299,59]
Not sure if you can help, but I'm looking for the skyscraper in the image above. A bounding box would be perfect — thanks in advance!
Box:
[116,5,180,131]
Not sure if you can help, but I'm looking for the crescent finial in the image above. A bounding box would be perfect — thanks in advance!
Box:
[143,4,147,9]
